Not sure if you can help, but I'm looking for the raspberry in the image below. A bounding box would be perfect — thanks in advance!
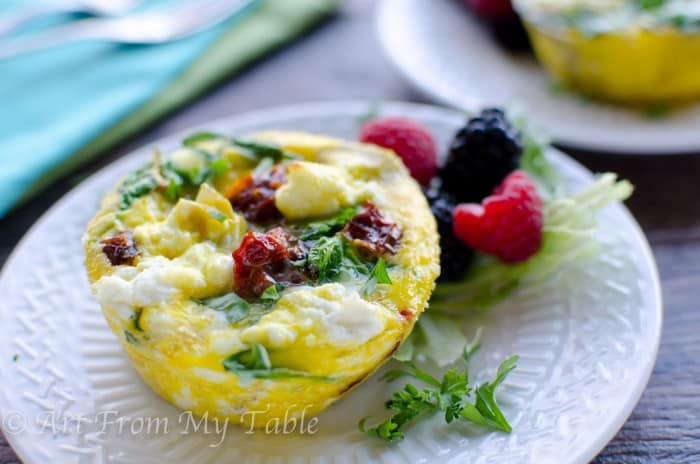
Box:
[439,108,523,203]
[452,171,543,263]
[465,0,515,19]
[359,117,437,186]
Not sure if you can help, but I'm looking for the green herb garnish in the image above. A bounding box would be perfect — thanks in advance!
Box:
[130,308,143,332]
[118,166,157,209]
[300,207,358,240]
[639,0,665,10]
[359,349,518,442]
[163,149,226,196]
[192,287,287,325]
[259,284,282,308]
[183,131,301,162]
[361,258,392,297]
[192,293,251,324]
[223,343,330,381]
[12,354,19,362]
[163,177,181,202]
[209,157,230,175]
[124,330,139,346]
[306,236,345,282]
[182,131,223,147]
[208,209,228,223]
[232,139,300,162]
[117,144,230,208]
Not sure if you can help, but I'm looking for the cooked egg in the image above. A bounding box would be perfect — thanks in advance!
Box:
[83,131,440,426]
[515,0,700,103]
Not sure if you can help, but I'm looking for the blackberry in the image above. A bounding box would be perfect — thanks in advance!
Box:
[485,17,532,52]
[424,188,475,282]
[439,108,523,203]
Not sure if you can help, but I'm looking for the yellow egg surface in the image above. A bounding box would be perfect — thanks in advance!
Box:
[83,131,440,427]
[515,0,700,104]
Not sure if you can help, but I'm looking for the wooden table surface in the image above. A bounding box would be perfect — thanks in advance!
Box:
[1,1,698,463]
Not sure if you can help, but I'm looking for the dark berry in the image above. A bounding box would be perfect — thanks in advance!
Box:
[425,188,475,281]
[486,16,532,52]
[439,108,523,203]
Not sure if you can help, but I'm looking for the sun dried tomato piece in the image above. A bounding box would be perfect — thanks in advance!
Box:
[233,228,308,300]
[234,229,288,267]
[101,232,139,266]
[342,201,403,258]
[228,165,286,224]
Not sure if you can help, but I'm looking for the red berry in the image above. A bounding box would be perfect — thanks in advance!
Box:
[466,0,515,20]
[359,117,437,186]
[452,171,543,263]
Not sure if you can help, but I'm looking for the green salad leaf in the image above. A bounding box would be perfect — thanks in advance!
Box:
[511,110,563,201]
[396,315,470,367]
[429,174,633,312]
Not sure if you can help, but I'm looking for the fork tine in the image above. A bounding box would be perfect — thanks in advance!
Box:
[0,0,260,61]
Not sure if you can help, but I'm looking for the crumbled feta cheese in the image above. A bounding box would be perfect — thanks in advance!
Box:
[251,284,390,349]
[92,244,233,323]
[274,161,364,220]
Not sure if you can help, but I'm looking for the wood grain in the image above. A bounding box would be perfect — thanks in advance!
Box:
[1,1,698,462]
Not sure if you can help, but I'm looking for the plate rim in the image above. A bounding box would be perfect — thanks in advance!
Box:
[0,100,663,464]
[375,0,700,155]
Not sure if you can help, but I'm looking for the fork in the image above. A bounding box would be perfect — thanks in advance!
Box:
[0,0,141,37]
[0,0,260,61]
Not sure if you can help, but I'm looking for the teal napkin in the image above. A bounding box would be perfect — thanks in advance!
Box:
[0,0,338,219]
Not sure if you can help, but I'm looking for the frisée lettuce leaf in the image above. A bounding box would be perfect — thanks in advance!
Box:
[429,173,633,313]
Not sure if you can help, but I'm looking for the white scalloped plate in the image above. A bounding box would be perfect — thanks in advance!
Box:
[0,102,661,464]
[377,0,700,154]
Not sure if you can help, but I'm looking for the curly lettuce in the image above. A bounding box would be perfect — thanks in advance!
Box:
[429,173,633,313]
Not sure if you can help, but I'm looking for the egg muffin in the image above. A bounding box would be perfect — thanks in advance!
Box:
[514,0,700,104]
[83,131,440,426]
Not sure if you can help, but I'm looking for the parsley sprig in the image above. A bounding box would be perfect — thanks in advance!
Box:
[304,237,393,296]
[359,348,518,442]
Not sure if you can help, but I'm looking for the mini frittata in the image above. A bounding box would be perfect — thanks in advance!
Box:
[83,131,440,426]
[515,0,700,103]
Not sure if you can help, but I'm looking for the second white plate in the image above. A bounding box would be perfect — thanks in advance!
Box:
[377,0,700,154]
